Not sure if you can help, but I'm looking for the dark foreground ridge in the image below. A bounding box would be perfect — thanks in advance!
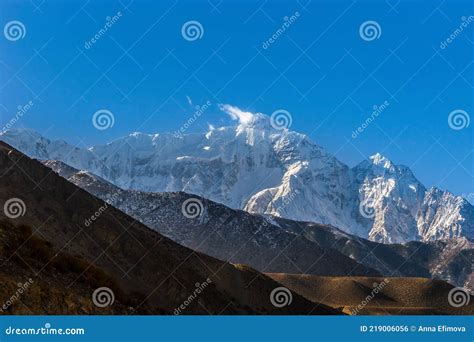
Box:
[0,141,337,315]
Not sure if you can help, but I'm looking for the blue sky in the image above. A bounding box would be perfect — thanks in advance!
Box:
[0,0,473,197]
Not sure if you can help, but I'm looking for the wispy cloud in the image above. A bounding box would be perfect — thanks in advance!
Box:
[186,95,193,106]
[219,104,256,125]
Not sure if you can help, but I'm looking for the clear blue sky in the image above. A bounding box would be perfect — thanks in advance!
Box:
[0,0,473,198]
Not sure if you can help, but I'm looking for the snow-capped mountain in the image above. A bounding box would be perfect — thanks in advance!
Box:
[1,105,472,243]
[352,154,474,243]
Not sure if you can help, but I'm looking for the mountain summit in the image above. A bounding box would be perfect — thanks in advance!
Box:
[1,107,472,243]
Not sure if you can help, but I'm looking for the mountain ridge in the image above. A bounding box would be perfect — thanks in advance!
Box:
[42,159,474,288]
[1,112,472,244]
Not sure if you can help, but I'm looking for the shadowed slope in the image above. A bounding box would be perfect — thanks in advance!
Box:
[0,141,338,315]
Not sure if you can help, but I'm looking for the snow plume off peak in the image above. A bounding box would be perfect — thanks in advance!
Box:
[219,104,259,126]
[218,104,273,131]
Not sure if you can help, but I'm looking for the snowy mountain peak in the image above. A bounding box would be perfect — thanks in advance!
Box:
[219,104,273,132]
[370,153,394,169]
[354,153,419,184]
[425,186,467,206]
[3,128,46,144]
[0,114,472,244]
[354,153,396,174]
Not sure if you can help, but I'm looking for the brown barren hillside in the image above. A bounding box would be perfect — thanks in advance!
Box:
[0,222,134,314]
[0,141,338,315]
[267,273,474,315]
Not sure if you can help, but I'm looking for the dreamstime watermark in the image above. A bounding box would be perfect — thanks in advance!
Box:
[4,20,26,41]
[181,198,204,219]
[92,287,115,308]
[181,20,204,41]
[352,100,390,139]
[84,12,123,49]
[174,278,212,314]
[262,12,300,49]
[5,323,85,336]
[270,287,293,308]
[84,191,120,227]
[447,287,470,307]
[275,189,300,213]
[448,109,470,130]
[359,20,381,41]
[3,198,26,219]
[1,100,34,133]
[92,109,115,130]
[359,198,375,219]
[440,16,474,49]
[0,278,34,313]
[173,100,212,138]
[270,109,292,130]
[259,189,301,230]
[351,278,390,314]
[461,192,474,204]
